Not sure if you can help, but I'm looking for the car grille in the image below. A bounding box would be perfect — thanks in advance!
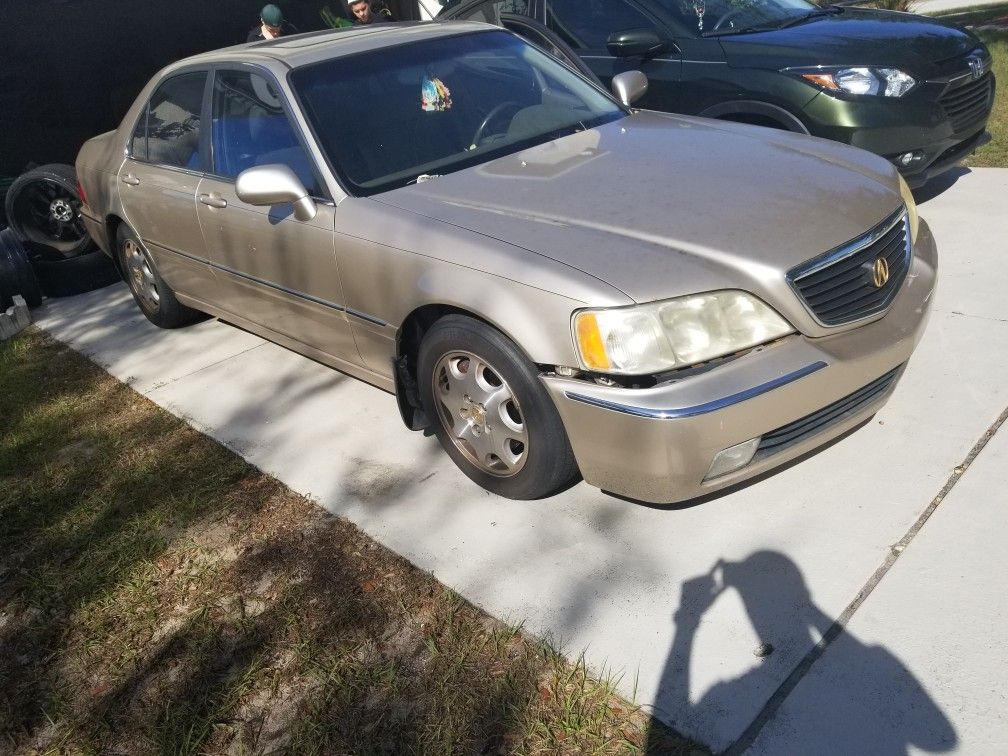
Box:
[788,208,911,326]
[753,366,901,460]
[940,72,994,134]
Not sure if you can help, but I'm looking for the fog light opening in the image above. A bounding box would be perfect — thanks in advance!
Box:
[705,437,761,480]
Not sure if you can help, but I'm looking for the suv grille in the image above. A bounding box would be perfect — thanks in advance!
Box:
[753,366,901,460]
[788,209,911,326]
[940,72,994,133]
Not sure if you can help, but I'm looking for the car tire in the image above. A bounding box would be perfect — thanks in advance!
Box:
[418,314,580,500]
[4,164,94,261]
[0,228,43,309]
[116,224,203,328]
[31,248,121,299]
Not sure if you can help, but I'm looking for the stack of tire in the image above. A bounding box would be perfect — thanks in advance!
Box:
[0,164,120,311]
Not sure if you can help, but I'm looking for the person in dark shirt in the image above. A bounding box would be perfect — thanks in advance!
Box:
[349,0,395,25]
[247,4,292,42]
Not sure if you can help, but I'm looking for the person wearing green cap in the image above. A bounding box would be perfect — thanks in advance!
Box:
[247,4,290,42]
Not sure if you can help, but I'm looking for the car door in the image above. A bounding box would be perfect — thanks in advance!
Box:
[119,69,218,302]
[541,0,683,110]
[195,65,359,365]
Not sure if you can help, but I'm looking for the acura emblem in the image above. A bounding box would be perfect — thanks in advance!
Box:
[873,257,890,288]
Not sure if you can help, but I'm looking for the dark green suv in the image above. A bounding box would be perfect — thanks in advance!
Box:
[438,0,995,187]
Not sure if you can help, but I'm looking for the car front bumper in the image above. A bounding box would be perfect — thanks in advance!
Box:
[800,74,995,187]
[541,218,937,504]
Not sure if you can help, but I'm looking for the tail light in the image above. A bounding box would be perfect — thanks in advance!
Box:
[76,178,88,207]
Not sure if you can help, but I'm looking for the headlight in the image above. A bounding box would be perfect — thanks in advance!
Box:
[573,290,793,375]
[897,174,919,242]
[788,66,916,97]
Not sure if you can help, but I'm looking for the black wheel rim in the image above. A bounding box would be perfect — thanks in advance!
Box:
[9,177,89,256]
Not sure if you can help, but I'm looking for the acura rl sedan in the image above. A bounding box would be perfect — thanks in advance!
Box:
[76,22,936,503]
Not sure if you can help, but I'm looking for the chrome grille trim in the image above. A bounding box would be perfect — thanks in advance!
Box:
[787,208,912,328]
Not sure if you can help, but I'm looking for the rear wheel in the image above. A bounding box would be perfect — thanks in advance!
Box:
[418,315,580,500]
[116,224,202,328]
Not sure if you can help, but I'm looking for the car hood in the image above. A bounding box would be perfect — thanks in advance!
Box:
[374,110,903,306]
[721,9,982,73]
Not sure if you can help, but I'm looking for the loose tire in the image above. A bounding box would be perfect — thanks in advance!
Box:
[32,249,121,298]
[116,224,202,328]
[418,314,580,499]
[0,228,43,309]
[4,164,94,260]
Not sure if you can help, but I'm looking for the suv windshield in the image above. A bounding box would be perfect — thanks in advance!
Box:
[652,0,819,36]
[290,31,624,195]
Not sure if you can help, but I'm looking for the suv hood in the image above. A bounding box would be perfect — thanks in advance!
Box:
[374,110,903,306]
[721,9,981,73]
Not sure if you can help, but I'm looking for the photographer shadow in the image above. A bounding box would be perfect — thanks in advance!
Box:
[647,551,956,755]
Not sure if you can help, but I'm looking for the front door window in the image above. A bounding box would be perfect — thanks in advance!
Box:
[545,0,656,50]
[211,70,322,196]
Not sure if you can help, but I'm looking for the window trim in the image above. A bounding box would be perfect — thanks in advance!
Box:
[125,67,211,174]
[204,62,332,203]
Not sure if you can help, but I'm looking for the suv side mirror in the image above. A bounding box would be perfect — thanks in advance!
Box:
[235,164,317,221]
[607,29,666,59]
[611,71,649,107]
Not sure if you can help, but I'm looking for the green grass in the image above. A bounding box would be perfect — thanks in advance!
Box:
[0,329,696,755]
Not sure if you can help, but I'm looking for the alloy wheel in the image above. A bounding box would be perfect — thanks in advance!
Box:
[432,350,529,477]
[123,238,160,312]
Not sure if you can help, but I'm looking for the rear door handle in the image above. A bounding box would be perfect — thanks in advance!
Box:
[121,173,140,186]
[199,193,228,209]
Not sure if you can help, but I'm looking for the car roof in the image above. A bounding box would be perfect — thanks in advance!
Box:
[167,21,497,72]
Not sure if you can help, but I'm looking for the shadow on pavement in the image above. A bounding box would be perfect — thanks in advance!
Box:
[914,166,971,205]
[646,551,957,754]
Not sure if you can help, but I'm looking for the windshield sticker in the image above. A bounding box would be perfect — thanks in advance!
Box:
[421,75,453,112]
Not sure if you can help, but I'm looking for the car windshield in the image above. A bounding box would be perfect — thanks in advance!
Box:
[652,0,820,36]
[290,30,624,195]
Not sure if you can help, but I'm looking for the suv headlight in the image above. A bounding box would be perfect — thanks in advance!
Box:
[787,66,916,97]
[573,290,793,375]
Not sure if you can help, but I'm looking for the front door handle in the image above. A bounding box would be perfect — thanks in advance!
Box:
[121,173,140,186]
[199,193,228,209]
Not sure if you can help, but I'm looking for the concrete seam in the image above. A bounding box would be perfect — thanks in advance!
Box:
[724,402,1008,755]
[146,342,267,393]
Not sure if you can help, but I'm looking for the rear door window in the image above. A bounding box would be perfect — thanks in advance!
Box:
[211,70,323,197]
[132,72,207,170]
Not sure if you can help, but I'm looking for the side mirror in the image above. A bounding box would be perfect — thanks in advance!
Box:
[235,164,317,221]
[611,70,649,107]
[606,29,665,59]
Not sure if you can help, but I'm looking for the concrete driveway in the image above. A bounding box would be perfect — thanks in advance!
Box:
[35,167,1008,753]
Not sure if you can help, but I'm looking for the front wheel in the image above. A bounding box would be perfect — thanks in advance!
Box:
[418,315,580,500]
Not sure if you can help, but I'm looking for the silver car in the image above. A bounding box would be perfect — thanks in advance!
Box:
[76,22,936,503]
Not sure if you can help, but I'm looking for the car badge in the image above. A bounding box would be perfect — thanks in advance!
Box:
[872,257,890,288]
[967,56,985,80]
